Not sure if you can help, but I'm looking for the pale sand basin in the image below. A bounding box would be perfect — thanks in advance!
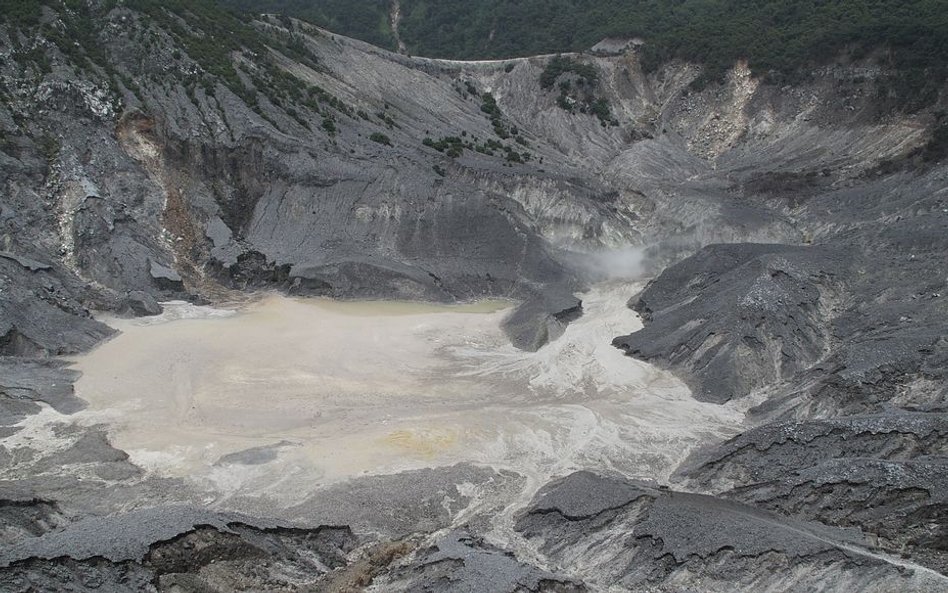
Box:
[72,284,745,507]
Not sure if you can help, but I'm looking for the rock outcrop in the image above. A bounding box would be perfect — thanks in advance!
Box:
[1,2,946,591]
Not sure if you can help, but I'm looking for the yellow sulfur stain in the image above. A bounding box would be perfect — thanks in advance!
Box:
[383,429,459,458]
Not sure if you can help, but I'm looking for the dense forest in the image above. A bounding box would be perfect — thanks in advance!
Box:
[215,1,948,67]
[3,0,945,112]
[224,0,395,49]
[221,0,947,105]
[10,0,942,106]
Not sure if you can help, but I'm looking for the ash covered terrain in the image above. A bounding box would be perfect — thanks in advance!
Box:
[0,1,946,592]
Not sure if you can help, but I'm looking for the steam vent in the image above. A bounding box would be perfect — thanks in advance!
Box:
[1,1,946,591]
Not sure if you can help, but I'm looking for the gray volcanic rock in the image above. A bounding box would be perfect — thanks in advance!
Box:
[0,506,243,565]
[287,463,525,537]
[117,290,162,317]
[0,359,83,424]
[0,258,113,357]
[525,471,649,519]
[1,3,948,591]
[613,243,846,402]
[728,457,948,573]
[2,4,940,358]
[0,251,51,272]
[516,471,943,592]
[0,497,67,544]
[0,558,155,593]
[378,530,583,593]
[147,260,183,291]
[678,412,948,572]
[679,412,948,490]
[0,508,358,593]
[0,296,111,357]
[610,167,948,586]
[614,168,948,411]
[214,440,296,466]
[502,290,583,351]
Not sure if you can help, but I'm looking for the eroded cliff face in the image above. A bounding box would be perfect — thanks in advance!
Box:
[1,4,947,592]
[2,10,935,343]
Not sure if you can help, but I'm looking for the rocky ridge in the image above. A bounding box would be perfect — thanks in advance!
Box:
[0,2,946,591]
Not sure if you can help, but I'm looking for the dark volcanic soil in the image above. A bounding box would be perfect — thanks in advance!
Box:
[1,7,946,592]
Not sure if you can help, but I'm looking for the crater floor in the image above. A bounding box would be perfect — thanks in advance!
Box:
[69,283,745,518]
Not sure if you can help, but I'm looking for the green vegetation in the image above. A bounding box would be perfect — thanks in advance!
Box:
[423,133,532,163]
[369,131,392,145]
[222,0,396,50]
[221,0,948,111]
[540,55,597,89]
[306,85,354,118]
[36,133,60,163]
[3,1,260,93]
[0,0,44,27]
[589,98,616,126]
[423,135,465,158]
[377,111,396,128]
[0,0,359,136]
[478,92,534,144]
[540,56,618,126]
[479,93,509,139]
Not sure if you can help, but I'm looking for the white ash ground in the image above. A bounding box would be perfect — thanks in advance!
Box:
[70,282,746,516]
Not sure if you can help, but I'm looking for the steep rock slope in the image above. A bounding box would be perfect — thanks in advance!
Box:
[612,82,948,588]
[513,471,948,592]
[1,2,947,591]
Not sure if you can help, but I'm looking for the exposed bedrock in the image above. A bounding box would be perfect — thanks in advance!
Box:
[4,8,937,354]
[727,457,948,573]
[1,5,948,591]
[0,359,84,436]
[0,506,358,593]
[613,242,846,403]
[614,166,948,409]
[0,464,524,592]
[680,412,948,489]
[514,471,946,592]
[612,167,948,578]
[375,530,584,593]
[502,289,584,351]
[677,412,948,573]
[0,256,113,358]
